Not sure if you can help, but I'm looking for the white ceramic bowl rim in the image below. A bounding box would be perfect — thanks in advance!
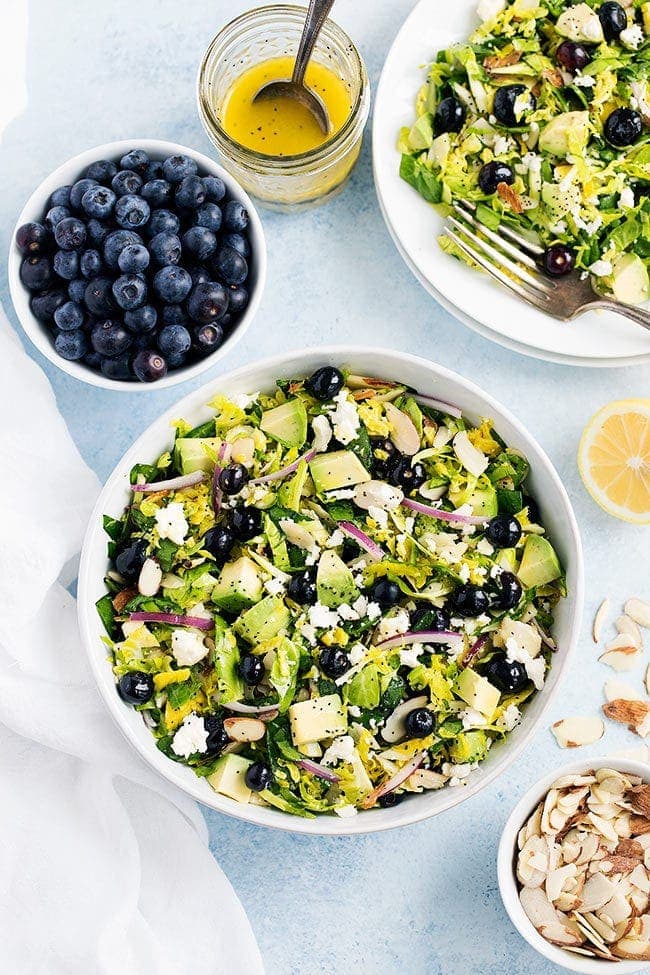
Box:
[7,138,267,391]
[498,755,650,975]
[78,345,584,834]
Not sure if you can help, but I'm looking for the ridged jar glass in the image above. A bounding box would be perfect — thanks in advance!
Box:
[197,5,370,211]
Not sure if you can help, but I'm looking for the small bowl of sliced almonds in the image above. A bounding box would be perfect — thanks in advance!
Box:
[498,758,650,974]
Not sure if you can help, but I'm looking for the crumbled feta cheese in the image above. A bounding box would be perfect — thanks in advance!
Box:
[589,259,613,277]
[366,602,382,621]
[367,505,388,528]
[325,489,356,500]
[620,25,644,50]
[525,121,540,150]
[338,603,360,622]
[476,538,495,556]
[461,708,488,730]
[404,517,415,534]
[265,576,287,596]
[573,72,595,88]
[326,529,345,548]
[171,713,208,758]
[376,609,411,642]
[500,704,522,732]
[400,643,424,669]
[305,548,320,566]
[493,135,510,156]
[352,594,368,617]
[348,705,362,718]
[229,390,259,410]
[618,187,636,211]
[308,603,340,629]
[334,804,358,818]
[550,221,567,235]
[458,563,471,583]
[328,391,360,445]
[155,502,188,546]
[506,638,545,690]
[322,735,356,766]
[300,622,317,645]
[171,628,209,666]
[188,602,212,620]
[348,643,367,665]
[312,413,333,453]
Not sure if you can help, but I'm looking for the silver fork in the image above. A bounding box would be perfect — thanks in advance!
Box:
[444,200,650,330]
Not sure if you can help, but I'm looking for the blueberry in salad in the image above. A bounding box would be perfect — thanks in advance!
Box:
[15,148,255,382]
[399,0,650,305]
[97,368,566,818]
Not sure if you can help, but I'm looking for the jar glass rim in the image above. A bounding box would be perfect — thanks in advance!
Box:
[197,4,368,168]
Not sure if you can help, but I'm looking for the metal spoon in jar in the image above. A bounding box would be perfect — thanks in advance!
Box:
[252,0,336,135]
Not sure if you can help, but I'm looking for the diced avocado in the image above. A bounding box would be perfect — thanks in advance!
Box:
[539,112,590,157]
[207,754,253,803]
[609,253,650,306]
[470,484,499,518]
[175,437,222,474]
[408,112,434,151]
[518,535,562,588]
[309,450,370,493]
[260,399,307,449]
[316,550,359,609]
[555,3,604,43]
[449,730,488,764]
[234,594,290,645]
[454,669,500,719]
[289,693,348,745]
[541,181,581,222]
[212,557,263,614]
[497,547,518,572]
[428,133,451,170]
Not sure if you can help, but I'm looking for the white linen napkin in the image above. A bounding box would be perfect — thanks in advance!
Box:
[0,311,264,975]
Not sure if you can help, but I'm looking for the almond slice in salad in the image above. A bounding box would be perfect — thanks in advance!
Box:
[552,716,605,749]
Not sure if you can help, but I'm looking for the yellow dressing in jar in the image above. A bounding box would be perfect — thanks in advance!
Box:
[221,57,352,156]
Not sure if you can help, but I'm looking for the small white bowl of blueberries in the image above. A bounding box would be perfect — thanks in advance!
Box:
[8,139,267,390]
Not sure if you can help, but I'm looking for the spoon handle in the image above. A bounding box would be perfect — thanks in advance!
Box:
[292,0,336,87]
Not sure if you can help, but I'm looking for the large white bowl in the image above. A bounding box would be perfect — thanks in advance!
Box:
[8,139,267,391]
[498,756,650,974]
[78,346,584,834]
[372,0,650,367]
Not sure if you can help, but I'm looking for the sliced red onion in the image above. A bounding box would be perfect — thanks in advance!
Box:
[376,629,460,650]
[462,634,488,669]
[131,471,205,493]
[339,521,384,562]
[413,393,462,419]
[251,447,317,485]
[362,752,426,809]
[401,497,487,526]
[221,700,280,715]
[211,442,231,514]
[128,611,213,630]
[296,759,341,783]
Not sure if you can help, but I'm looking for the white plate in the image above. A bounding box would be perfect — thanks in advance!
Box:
[372,0,650,367]
[78,345,583,835]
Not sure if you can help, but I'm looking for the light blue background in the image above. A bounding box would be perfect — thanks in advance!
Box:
[2,2,649,972]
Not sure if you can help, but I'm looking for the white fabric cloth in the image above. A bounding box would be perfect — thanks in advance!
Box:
[0,313,264,975]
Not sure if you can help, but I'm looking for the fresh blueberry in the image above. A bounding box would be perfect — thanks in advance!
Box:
[194,202,222,232]
[157,323,191,356]
[493,85,536,127]
[478,161,515,195]
[228,286,249,316]
[238,653,265,686]
[599,1,627,40]
[30,289,66,322]
[287,568,318,605]
[449,583,490,617]
[86,218,109,246]
[146,209,180,238]
[319,647,350,679]
[378,792,404,808]
[83,351,102,370]
[117,670,154,705]
[166,351,187,369]
[411,605,451,632]
[203,175,227,202]
[84,276,116,316]
[124,304,157,333]
[85,159,118,184]
[115,194,150,229]
[53,249,80,280]
[219,463,249,495]
[204,715,229,755]
[491,571,522,611]
[192,322,223,356]
[111,169,143,197]
[118,243,150,274]
[175,175,206,209]
[68,278,87,302]
[187,281,229,323]
[119,148,150,173]
[20,255,52,291]
[556,41,591,72]
[182,226,217,261]
[54,216,86,250]
[160,304,186,326]
[81,184,116,219]
[16,221,49,256]
[70,178,98,210]
[370,437,401,478]
[54,300,84,331]
[45,205,71,229]
[190,267,211,287]
[79,248,103,278]
[486,514,522,548]
[484,655,528,693]
[91,319,133,358]
[222,232,250,259]
[245,762,272,792]
[141,179,172,207]
[103,229,142,269]
[153,265,192,303]
[54,328,87,360]
[202,526,235,562]
[132,332,153,352]
[162,154,198,183]
[115,538,148,580]
[604,108,643,148]
[230,506,262,540]
[132,349,168,382]
[149,231,182,266]
[370,578,401,608]
[543,244,575,277]
[389,457,427,493]
[144,160,164,181]
[213,245,248,286]
[434,96,466,135]
[305,366,344,401]
[49,185,72,208]
[223,199,249,232]
[112,273,147,310]
[101,354,132,381]
[404,708,435,738]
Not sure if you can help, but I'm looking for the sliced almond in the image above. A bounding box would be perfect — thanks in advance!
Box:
[604,678,644,703]
[612,937,650,961]
[223,717,266,742]
[408,769,447,791]
[551,716,605,749]
[138,557,162,597]
[604,699,650,735]
[629,786,650,818]
[624,598,650,629]
[616,614,643,648]
[593,598,609,643]
[599,647,640,672]
[383,402,421,456]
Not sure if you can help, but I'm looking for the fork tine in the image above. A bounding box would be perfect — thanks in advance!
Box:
[443,227,550,309]
[451,203,541,271]
[448,215,552,294]
[456,199,545,257]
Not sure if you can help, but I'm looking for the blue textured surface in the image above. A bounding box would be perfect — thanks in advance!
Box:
[2,2,650,973]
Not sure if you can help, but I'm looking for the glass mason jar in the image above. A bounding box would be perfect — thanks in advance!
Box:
[197,5,370,211]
